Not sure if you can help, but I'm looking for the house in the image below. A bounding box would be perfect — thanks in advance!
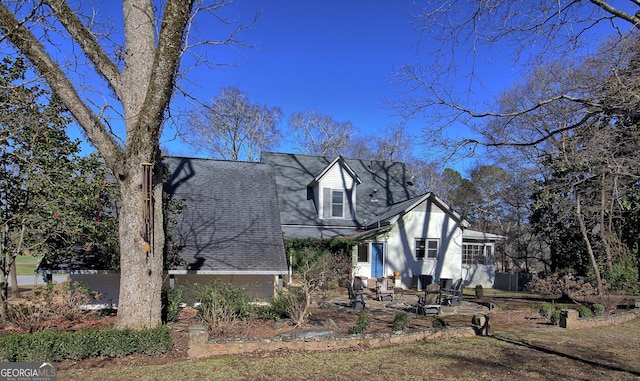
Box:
[39,157,289,305]
[261,152,501,289]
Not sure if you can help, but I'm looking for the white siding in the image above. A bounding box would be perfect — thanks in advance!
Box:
[316,163,356,219]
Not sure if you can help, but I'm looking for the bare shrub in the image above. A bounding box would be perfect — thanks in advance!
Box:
[288,250,354,327]
[192,280,255,338]
[7,280,101,332]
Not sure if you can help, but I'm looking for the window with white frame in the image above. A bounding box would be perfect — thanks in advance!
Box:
[331,190,344,218]
[415,238,438,260]
[463,244,493,265]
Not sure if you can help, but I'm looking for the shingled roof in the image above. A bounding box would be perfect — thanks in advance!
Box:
[261,152,420,238]
[164,157,287,274]
[39,157,288,275]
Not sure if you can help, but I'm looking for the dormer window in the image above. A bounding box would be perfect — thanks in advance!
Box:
[331,190,345,218]
[310,156,361,220]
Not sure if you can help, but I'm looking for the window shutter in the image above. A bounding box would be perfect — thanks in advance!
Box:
[322,187,330,218]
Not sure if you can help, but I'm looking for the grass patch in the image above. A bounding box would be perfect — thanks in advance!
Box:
[15,255,40,276]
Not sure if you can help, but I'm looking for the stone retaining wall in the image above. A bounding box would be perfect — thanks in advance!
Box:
[188,325,476,359]
[560,309,640,330]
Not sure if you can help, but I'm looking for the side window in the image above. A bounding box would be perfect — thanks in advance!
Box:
[416,239,426,259]
[427,240,438,259]
[416,238,438,260]
[357,243,368,263]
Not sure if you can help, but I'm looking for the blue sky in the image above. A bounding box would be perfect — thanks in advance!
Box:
[164,1,427,156]
[53,1,522,170]
[163,0,509,162]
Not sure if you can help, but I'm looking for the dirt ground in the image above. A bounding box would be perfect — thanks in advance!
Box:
[53,290,618,371]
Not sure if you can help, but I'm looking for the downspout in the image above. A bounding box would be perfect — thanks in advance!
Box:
[289,251,292,284]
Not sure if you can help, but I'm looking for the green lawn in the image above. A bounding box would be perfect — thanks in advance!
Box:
[14,255,40,275]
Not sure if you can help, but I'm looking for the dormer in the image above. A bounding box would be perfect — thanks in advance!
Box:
[308,156,362,220]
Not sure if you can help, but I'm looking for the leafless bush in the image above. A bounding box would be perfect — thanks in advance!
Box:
[192,280,254,338]
[6,280,101,332]
[289,250,354,327]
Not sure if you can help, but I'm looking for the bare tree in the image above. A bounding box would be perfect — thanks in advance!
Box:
[396,1,640,155]
[183,87,282,161]
[0,0,254,329]
[289,110,353,157]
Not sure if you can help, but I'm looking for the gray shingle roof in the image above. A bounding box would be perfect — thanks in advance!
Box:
[261,152,420,237]
[163,157,287,274]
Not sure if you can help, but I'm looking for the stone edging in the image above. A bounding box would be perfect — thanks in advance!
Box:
[187,309,640,359]
[187,325,476,359]
[560,309,640,330]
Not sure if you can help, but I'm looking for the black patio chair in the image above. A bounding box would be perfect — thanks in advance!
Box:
[441,278,463,306]
[415,282,441,315]
[347,284,366,310]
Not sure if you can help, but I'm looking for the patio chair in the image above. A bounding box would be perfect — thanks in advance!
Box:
[347,284,366,310]
[375,277,394,301]
[415,282,441,315]
[441,278,463,306]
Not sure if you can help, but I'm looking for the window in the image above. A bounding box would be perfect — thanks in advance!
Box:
[463,244,492,265]
[416,238,438,260]
[331,190,344,217]
[357,243,368,263]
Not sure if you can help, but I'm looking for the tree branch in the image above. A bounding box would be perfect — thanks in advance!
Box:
[43,0,123,96]
[0,3,124,174]
[589,0,640,28]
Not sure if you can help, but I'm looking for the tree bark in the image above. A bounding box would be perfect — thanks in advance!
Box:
[576,194,604,295]
[8,259,18,297]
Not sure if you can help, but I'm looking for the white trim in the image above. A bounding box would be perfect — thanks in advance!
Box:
[167,270,286,275]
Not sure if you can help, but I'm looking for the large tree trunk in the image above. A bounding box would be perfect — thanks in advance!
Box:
[116,162,165,328]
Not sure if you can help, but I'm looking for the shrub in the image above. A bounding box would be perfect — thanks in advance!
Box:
[577,305,592,318]
[474,285,484,298]
[348,312,372,334]
[591,303,605,317]
[392,312,410,332]
[162,285,185,322]
[432,317,448,328]
[281,285,307,326]
[193,280,255,335]
[607,261,639,294]
[0,326,172,362]
[257,290,291,321]
[539,303,562,325]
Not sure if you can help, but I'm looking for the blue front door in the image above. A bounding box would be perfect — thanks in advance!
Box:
[371,243,384,278]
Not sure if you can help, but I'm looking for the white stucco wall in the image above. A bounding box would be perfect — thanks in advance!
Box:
[353,198,463,290]
[462,264,497,288]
